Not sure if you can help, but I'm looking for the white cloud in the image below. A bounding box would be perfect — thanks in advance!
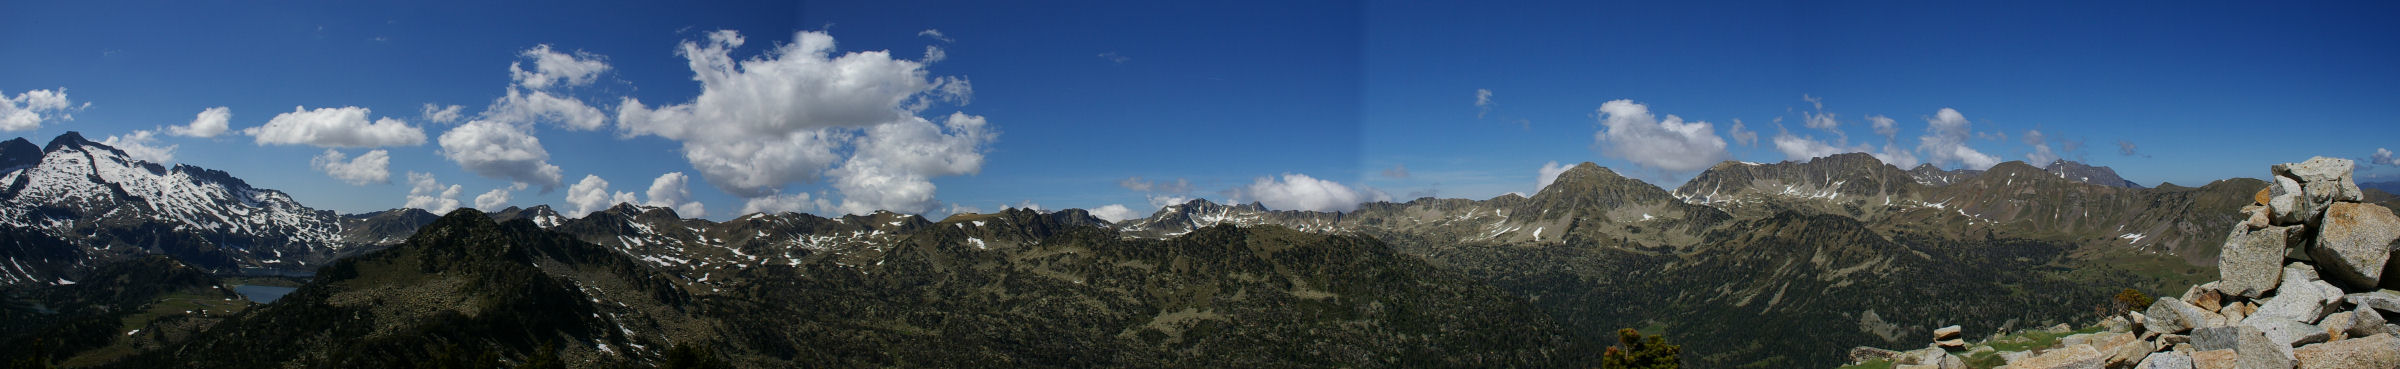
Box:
[1,88,85,131]
[404,172,464,214]
[246,106,427,148]
[2023,129,2058,164]
[826,112,995,215]
[421,104,464,124]
[437,120,565,191]
[484,87,608,130]
[917,29,953,43]
[740,192,826,215]
[169,106,231,138]
[1475,89,1494,118]
[1240,173,1380,212]
[1867,115,1898,139]
[1590,99,1731,172]
[1535,161,1572,193]
[616,30,986,209]
[1773,132,1866,161]
[564,174,639,218]
[644,172,706,218]
[1874,144,1921,168]
[1089,204,1138,222]
[1915,108,2001,170]
[311,149,390,185]
[1727,119,1759,147]
[2371,148,2398,167]
[474,187,511,211]
[1120,176,1194,193]
[99,129,174,163]
[509,44,608,90]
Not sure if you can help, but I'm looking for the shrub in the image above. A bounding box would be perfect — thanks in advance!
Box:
[1602,328,1681,369]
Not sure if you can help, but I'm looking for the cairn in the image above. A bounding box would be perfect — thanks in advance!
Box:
[2000,157,2400,369]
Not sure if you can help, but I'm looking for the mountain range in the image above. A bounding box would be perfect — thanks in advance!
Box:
[7,132,2382,367]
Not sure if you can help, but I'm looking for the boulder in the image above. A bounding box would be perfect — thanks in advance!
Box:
[2246,318,2330,348]
[1938,339,1966,350]
[2275,157,2365,211]
[2268,175,2310,225]
[2106,338,2156,369]
[2224,302,2250,323]
[2221,225,2301,298]
[2148,297,2216,334]
[2193,326,2243,351]
[2311,202,2400,288]
[2239,204,2271,230]
[2291,333,2400,369]
[2012,344,2106,369]
[1852,346,1902,363]
[1936,324,1964,340]
[2191,349,2236,369]
[2236,325,2296,369]
[2004,350,2036,364]
[2186,283,2226,312]
[2254,188,2271,206]
[2108,315,2136,333]
[2136,351,2196,369]
[2349,291,2400,314]
[2326,309,2392,340]
[2249,267,2344,324]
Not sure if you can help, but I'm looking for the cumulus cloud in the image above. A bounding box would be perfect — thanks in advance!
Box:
[311,149,390,185]
[1381,164,1410,179]
[1773,132,1867,161]
[1535,161,1572,192]
[475,187,511,211]
[1240,173,1382,212]
[404,172,464,214]
[437,120,565,191]
[482,45,612,130]
[99,129,174,163]
[509,44,609,91]
[1088,204,1138,222]
[1590,99,1731,172]
[644,172,707,217]
[0,88,85,131]
[1867,115,1898,139]
[564,174,639,218]
[2022,129,2059,164]
[741,192,826,215]
[169,106,231,138]
[1915,108,2001,170]
[826,112,995,215]
[616,30,989,212]
[1120,176,1194,193]
[1727,119,1759,147]
[422,104,465,124]
[2372,148,2399,167]
[246,106,427,147]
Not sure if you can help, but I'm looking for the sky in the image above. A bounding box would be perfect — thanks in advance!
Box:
[4,1,2398,221]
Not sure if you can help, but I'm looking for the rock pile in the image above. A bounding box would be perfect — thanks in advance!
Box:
[1998,157,2400,369]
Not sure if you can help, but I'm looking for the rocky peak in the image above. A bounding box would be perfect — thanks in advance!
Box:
[1907,163,1985,186]
[0,137,41,170]
[2042,159,2145,188]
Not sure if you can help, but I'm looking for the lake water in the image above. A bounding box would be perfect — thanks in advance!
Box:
[231,285,299,303]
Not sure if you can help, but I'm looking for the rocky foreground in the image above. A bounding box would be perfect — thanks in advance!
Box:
[1854,157,2400,369]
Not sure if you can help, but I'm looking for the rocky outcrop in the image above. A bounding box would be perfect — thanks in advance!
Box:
[2313,202,2400,287]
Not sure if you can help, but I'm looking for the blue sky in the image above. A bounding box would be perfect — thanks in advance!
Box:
[4,1,2398,220]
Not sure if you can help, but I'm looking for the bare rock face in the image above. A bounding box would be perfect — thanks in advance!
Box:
[2221,225,2301,298]
[2310,202,2400,288]
[2290,333,2399,369]
[2190,349,2236,369]
[2135,350,2194,369]
[2270,176,2311,225]
[2186,282,2226,312]
[2234,324,2296,369]
[2350,291,2400,315]
[2245,265,2344,324]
